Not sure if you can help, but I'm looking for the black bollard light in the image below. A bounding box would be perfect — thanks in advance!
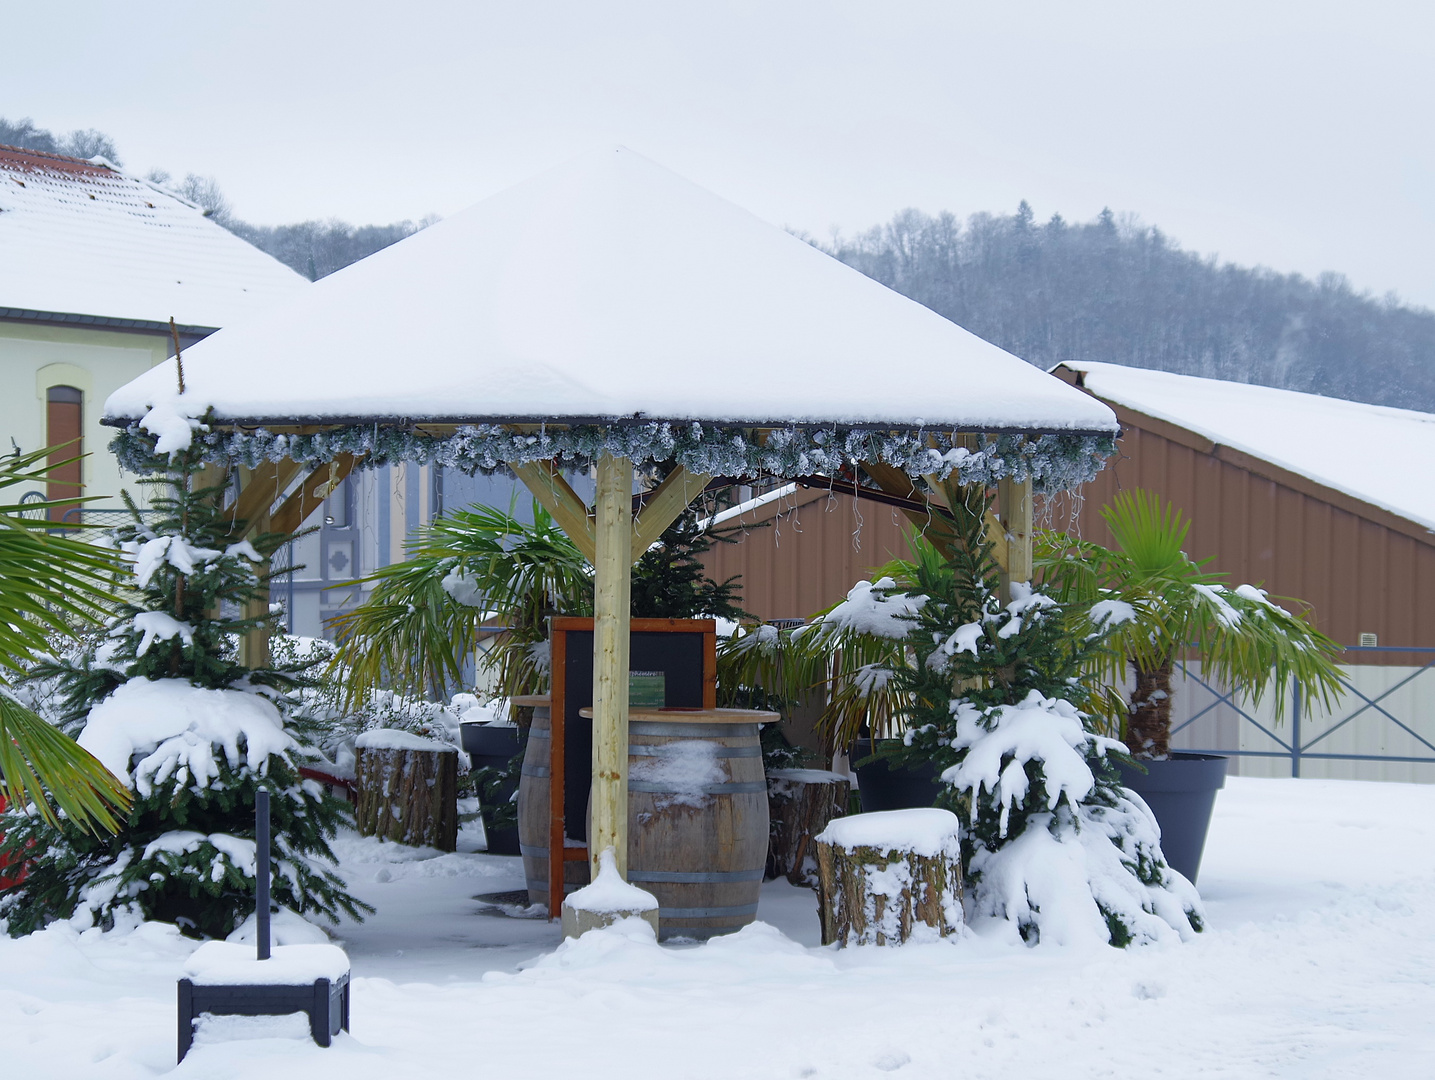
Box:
[256,788,271,961]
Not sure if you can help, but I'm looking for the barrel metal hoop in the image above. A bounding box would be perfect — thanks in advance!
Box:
[519,844,549,858]
[628,780,768,795]
[628,868,765,884]
[658,902,762,919]
[629,722,759,738]
[520,765,550,778]
[627,744,762,759]
[526,878,582,894]
[526,729,550,739]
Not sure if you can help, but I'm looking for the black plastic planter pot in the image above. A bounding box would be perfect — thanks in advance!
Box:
[460,723,523,769]
[460,723,523,856]
[851,739,942,812]
[1116,752,1228,884]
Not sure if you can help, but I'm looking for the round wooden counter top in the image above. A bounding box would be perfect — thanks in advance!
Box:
[577,706,777,724]
[509,695,551,707]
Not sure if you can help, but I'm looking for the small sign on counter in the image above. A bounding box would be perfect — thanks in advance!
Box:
[629,670,666,707]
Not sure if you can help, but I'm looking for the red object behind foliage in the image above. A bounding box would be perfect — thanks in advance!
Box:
[0,793,31,889]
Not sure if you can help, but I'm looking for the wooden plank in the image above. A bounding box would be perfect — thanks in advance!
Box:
[511,460,597,563]
[269,453,357,537]
[589,453,633,880]
[630,467,713,563]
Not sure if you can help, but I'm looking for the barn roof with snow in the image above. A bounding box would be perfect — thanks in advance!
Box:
[104,148,1115,440]
[1053,361,1435,533]
[0,144,308,331]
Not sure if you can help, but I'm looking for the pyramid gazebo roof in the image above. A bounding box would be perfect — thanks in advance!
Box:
[106,148,1114,459]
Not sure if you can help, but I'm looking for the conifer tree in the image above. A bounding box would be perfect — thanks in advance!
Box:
[1,446,369,938]
[887,488,1203,946]
[631,487,748,622]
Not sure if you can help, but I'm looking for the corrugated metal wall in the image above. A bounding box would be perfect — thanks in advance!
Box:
[1042,400,1435,656]
[701,400,1435,781]
[701,487,918,621]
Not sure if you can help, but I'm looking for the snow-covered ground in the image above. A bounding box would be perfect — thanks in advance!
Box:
[3,777,1433,1078]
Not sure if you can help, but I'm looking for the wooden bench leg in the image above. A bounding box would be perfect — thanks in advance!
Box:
[311,978,332,1048]
[177,979,195,1063]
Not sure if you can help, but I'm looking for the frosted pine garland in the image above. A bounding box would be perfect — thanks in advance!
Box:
[111,419,1114,495]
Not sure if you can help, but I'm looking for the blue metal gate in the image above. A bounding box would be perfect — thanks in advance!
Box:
[1173,646,1435,777]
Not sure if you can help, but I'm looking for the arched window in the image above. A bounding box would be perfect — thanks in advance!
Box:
[46,385,82,523]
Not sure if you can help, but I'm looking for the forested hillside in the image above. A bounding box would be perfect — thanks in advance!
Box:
[4,116,1433,410]
[822,204,1435,412]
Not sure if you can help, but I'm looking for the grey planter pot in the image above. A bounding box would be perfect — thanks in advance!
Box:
[1116,752,1228,884]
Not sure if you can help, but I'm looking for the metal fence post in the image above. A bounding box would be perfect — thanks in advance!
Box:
[1291,676,1302,778]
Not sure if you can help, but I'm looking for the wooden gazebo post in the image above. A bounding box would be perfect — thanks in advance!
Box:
[590,452,634,875]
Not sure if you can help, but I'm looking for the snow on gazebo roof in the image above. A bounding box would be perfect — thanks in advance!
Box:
[0,145,307,329]
[105,148,1117,490]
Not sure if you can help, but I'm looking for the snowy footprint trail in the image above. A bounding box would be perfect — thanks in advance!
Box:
[2,777,1433,1079]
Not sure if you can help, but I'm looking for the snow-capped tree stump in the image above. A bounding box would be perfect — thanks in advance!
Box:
[766,769,851,887]
[353,731,459,852]
[814,809,963,946]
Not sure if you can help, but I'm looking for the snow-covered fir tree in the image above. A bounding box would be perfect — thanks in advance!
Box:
[0,450,368,938]
[824,488,1202,946]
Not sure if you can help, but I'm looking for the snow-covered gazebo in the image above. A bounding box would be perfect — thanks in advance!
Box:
[103,147,1119,920]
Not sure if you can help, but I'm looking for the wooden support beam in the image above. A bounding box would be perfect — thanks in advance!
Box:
[860,462,968,560]
[589,453,633,879]
[237,499,274,671]
[511,460,597,563]
[269,453,357,538]
[235,454,356,670]
[227,458,304,538]
[630,466,712,563]
[864,461,1012,568]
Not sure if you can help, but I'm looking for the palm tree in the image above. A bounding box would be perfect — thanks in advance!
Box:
[0,445,131,832]
[1035,489,1345,758]
[328,502,594,708]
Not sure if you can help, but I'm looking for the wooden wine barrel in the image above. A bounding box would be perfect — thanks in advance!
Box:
[515,701,590,907]
[624,709,771,940]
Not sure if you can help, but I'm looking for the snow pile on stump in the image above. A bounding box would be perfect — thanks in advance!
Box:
[815,809,964,946]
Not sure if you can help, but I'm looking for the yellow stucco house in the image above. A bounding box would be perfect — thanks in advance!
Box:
[0,143,307,519]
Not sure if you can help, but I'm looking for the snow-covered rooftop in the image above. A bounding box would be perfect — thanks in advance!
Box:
[0,145,308,329]
[1057,361,1435,532]
[105,148,1116,435]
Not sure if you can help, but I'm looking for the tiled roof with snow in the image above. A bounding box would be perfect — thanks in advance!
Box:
[105,147,1117,435]
[1057,360,1435,532]
[0,145,307,329]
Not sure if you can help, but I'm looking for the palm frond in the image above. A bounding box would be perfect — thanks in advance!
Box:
[328,501,592,707]
[0,691,131,833]
[0,445,132,833]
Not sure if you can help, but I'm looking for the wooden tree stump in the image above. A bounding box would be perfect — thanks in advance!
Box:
[353,732,459,852]
[766,769,851,887]
[814,809,963,946]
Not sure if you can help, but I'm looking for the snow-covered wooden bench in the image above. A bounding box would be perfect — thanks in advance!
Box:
[177,790,350,1061]
[178,941,351,1060]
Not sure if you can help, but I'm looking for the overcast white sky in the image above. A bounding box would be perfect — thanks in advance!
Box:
[6,1,1434,306]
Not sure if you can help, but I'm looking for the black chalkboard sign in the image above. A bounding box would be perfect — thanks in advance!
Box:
[547,618,716,851]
